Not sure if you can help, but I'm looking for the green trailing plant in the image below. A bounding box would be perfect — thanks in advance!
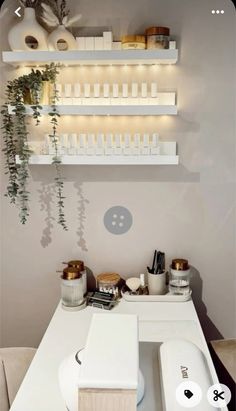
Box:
[1,63,67,229]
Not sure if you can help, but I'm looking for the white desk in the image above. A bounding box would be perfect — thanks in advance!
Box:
[10,299,220,411]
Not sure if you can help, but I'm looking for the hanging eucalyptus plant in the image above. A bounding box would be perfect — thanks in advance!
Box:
[1,63,67,230]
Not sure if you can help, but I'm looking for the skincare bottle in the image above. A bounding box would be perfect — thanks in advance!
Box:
[96,134,104,155]
[122,83,129,102]
[64,84,72,105]
[133,133,141,155]
[68,133,77,155]
[45,133,56,155]
[150,82,158,105]
[60,133,68,155]
[150,133,160,155]
[105,133,114,155]
[84,83,91,99]
[112,83,119,105]
[139,273,149,295]
[87,133,96,155]
[141,82,148,104]
[78,134,86,155]
[114,133,122,155]
[103,83,110,105]
[73,83,81,105]
[55,84,62,104]
[123,133,132,155]
[94,83,100,98]
[141,133,150,155]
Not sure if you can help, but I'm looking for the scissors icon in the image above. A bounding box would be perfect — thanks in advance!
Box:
[213,389,225,401]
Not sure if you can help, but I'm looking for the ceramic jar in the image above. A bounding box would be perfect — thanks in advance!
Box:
[8,8,48,51]
[48,25,77,51]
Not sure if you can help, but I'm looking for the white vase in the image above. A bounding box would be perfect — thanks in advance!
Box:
[8,8,48,51]
[48,25,77,51]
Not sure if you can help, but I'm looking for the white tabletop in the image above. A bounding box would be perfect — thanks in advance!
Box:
[10,299,220,411]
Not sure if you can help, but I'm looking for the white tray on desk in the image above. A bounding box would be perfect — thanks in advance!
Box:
[121,290,192,302]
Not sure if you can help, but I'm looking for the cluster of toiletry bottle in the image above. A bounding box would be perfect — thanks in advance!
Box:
[56,82,159,104]
[44,132,160,156]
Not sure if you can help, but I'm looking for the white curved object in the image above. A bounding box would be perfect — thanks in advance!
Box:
[160,339,213,411]
[8,8,48,51]
[58,349,145,411]
[126,277,141,293]
[48,25,77,51]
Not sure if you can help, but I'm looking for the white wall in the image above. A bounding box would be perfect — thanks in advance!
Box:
[0,0,235,347]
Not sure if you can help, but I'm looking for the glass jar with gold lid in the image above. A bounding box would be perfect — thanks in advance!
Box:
[61,267,85,309]
[169,259,191,295]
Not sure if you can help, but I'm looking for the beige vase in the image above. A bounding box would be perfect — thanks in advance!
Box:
[8,8,48,51]
[48,25,77,51]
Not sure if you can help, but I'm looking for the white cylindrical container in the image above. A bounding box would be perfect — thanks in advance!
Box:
[68,133,77,155]
[105,133,114,155]
[148,271,166,295]
[64,84,72,98]
[151,82,158,98]
[60,133,68,155]
[131,83,138,98]
[96,134,104,155]
[78,134,86,155]
[103,83,110,98]
[94,83,100,98]
[84,83,91,98]
[112,83,119,98]
[141,83,148,98]
[74,83,81,97]
[122,83,129,98]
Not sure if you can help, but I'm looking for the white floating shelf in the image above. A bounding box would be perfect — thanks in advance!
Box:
[8,104,177,116]
[2,49,178,67]
[15,142,179,165]
[15,154,179,165]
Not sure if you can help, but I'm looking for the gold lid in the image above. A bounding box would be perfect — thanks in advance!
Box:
[121,35,146,44]
[146,26,170,36]
[171,259,189,271]
[67,260,85,271]
[61,267,82,280]
[97,272,121,285]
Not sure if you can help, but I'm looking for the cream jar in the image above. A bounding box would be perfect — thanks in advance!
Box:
[121,35,146,50]
[169,259,191,295]
[146,27,170,49]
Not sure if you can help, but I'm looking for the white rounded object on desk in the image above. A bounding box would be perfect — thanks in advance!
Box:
[58,350,145,411]
[126,277,141,293]
[48,25,77,51]
[8,8,48,51]
[160,339,213,411]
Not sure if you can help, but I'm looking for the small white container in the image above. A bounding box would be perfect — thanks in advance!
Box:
[131,82,138,98]
[78,134,86,155]
[114,133,122,155]
[64,83,72,98]
[151,82,158,98]
[141,134,150,155]
[96,134,104,155]
[133,133,141,155]
[103,31,112,50]
[150,133,160,155]
[105,133,114,155]
[103,83,110,98]
[122,83,129,98]
[60,133,68,155]
[112,83,119,98]
[85,37,94,50]
[84,83,91,98]
[68,133,77,155]
[94,37,104,50]
[87,133,95,155]
[169,40,176,49]
[141,83,148,98]
[123,133,132,155]
[148,271,166,295]
[76,37,85,50]
[94,83,100,98]
[112,42,122,50]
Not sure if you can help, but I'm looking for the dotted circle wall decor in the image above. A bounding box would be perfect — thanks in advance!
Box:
[104,206,133,235]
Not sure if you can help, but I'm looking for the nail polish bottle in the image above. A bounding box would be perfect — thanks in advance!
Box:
[60,133,68,155]
[105,133,114,155]
[78,134,86,155]
[87,133,96,155]
[73,83,81,105]
[123,133,132,155]
[133,133,141,155]
[68,133,77,155]
[114,133,122,155]
[150,133,160,155]
[96,133,105,155]
[64,84,72,105]
[141,133,150,155]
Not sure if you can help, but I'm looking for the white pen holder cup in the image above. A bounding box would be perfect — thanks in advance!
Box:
[148,271,167,295]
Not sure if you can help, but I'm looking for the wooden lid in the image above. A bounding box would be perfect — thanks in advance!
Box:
[97,272,121,285]
[146,26,170,36]
[171,259,189,271]
[121,35,146,44]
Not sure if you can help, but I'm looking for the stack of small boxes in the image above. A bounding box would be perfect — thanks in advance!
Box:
[76,31,121,51]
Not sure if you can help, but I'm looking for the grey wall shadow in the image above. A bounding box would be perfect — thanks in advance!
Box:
[37,181,56,248]
[191,266,223,342]
[74,181,89,252]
